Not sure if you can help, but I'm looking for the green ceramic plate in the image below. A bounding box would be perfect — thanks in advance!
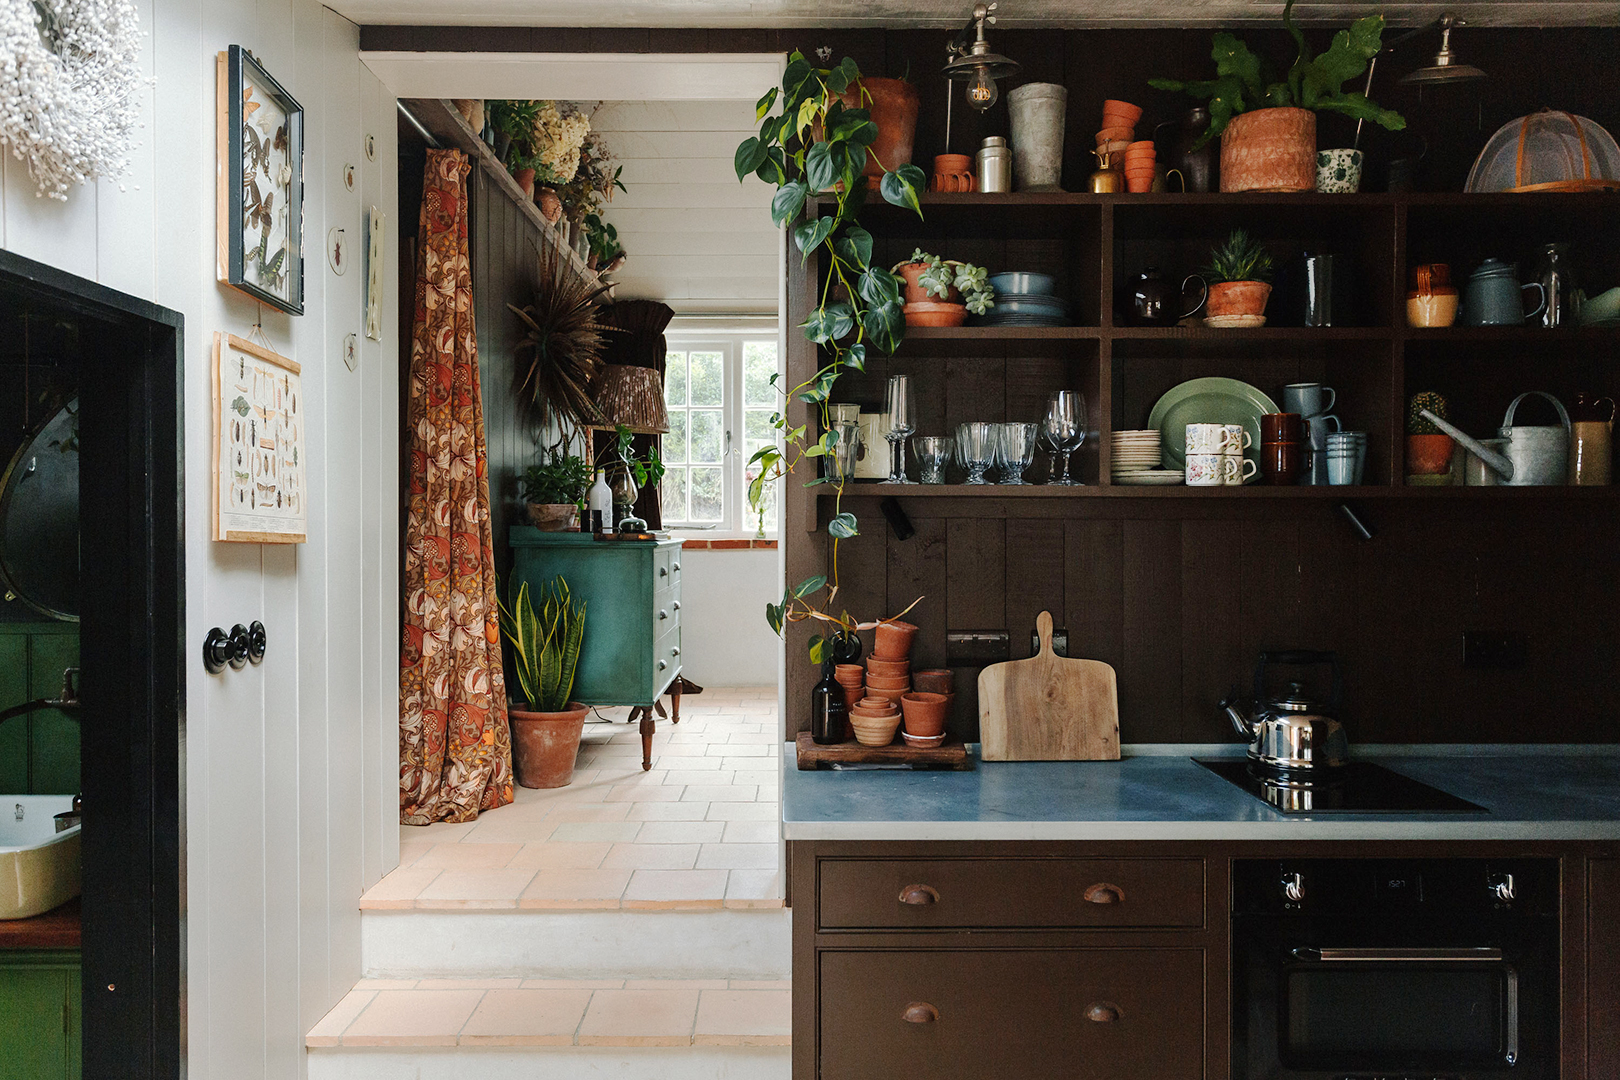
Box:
[1147,377,1280,478]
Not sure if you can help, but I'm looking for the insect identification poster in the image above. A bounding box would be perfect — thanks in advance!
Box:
[213,333,307,543]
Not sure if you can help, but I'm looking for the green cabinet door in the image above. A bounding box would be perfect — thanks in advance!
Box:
[28,631,79,794]
[0,634,28,793]
[0,950,80,1080]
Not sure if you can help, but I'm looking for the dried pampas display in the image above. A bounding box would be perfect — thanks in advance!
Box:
[509,234,618,437]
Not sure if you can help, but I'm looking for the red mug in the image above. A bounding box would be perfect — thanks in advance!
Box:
[1261,440,1301,485]
[1261,412,1302,443]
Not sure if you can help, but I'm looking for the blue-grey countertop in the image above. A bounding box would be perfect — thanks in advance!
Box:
[781,743,1620,841]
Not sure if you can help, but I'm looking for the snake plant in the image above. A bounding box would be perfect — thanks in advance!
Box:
[499,576,586,712]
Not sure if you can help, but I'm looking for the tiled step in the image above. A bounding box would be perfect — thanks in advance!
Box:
[361,907,791,982]
[306,977,791,1080]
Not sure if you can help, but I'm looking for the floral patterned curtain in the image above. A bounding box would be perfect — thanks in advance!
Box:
[399,149,514,824]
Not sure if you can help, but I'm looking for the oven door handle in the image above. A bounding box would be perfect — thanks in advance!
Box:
[1290,947,1505,962]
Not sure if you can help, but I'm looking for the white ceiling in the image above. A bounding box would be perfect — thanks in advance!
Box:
[338,0,1620,28]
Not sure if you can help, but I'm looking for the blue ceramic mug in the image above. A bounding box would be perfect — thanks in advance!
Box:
[1462,258,1547,326]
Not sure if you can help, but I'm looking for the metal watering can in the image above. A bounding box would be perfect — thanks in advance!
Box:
[1420,391,1571,486]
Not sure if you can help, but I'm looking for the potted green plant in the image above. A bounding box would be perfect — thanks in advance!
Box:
[1202,229,1275,322]
[838,70,919,179]
[1149,0,1404,192]
[1407,391,1455,475]
[499,577,589,788]
[488,99,543,195]
[892,249,995,326]
[583,213,625,273]
[521,453,589,531]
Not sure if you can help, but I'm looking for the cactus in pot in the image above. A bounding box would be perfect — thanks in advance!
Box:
[1406,391,1454,476]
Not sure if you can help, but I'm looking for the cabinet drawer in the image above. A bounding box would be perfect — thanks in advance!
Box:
[652,585,681,633]
[819,858,1203,930]
[820,948,1203,1080]
[655,548,681,585]
[653,623,681,684]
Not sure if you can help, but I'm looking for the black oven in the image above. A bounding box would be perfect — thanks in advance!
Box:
[1233,858,1559,1080]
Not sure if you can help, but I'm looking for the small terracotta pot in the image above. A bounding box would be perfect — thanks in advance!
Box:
[903,301,968,328]
[902,731,947,748]
[900,692,949,738]
[1206,280,1273,318]
[512,166,536,198]
[928,153,977,193]
[864,675,911,692]
[1103,100,1143,124]
[865,658,910,678]
[1126,176,1155,193]
[897,262,958,305]
[1220,106,1316,193]
[509,703,588,788]
[1407,433,1455,475]
[835,663,865,680]
[913,669,954,695]
[865,688,906,705]
[872,620,919,660]
[1097,125,1134,143]
[535,186,563,223]
[850,712,902,747]
[836,681,865,700]
[850,707,899,723]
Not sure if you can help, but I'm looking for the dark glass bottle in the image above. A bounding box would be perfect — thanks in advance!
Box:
[810,660,848,745]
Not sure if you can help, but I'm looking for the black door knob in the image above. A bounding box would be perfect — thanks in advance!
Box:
[227,625,251,669]
[246,621,267,664]
[203,628,232,674]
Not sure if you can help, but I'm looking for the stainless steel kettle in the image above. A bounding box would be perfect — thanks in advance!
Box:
[1219,650,1348,774]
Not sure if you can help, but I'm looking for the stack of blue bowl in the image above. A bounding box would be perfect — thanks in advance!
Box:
[975,272,1070,327]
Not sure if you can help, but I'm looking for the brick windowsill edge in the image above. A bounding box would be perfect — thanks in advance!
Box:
[681,539,778,550]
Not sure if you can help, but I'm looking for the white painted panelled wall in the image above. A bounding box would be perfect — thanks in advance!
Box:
[589,100,778,314]
[0,0,399,1076]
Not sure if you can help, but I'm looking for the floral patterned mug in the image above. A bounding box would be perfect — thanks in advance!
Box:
[1316,148,1364,194]
[1186,453,1225,487]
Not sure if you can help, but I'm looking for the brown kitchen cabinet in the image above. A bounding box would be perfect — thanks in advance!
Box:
[1588,858,1620,1074]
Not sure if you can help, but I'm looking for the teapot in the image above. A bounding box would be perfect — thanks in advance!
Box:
[1128,267,1208,326]
[1219,650,1348,774]
[1420,390,1571,486]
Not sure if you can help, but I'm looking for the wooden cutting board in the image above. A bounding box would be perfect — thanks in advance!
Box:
[978,611,1120,761]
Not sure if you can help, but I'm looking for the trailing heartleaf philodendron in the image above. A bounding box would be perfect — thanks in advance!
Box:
[736,52,928,656]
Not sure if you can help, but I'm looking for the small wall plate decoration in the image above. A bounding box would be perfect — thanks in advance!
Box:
[342,333,359,372]
[327,226,348,275]
[216,46,304,315]
[213,333,307,543]
[365,207,385,340]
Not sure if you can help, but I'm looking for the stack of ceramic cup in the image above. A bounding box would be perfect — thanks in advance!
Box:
[1326,431,1368,485]
[1282,382,1340,484]
[1260,413,1302,485]
[1112,428,1181,485]
[1186,423,1256,487]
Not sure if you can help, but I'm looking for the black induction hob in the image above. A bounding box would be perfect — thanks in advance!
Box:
[1195,758,1488,815]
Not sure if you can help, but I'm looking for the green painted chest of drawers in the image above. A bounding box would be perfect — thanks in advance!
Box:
[509,528,683,708]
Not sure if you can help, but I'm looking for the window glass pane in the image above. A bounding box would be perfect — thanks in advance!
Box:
[664,352,687,406]
[744,467,778,532]
[743,341,778,406]
[664,411,687,465]
[664,468,689,522]
[744,409,776,445]
[688,351,724,406]
[690,466,723,521]
[689,409,723,463]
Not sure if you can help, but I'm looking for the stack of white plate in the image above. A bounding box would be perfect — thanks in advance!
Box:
[1111,429,1183,485]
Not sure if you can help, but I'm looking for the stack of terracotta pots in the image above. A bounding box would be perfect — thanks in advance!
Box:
[1098,99,1154,191]
[834,664,865,704]
[848,694,902,747]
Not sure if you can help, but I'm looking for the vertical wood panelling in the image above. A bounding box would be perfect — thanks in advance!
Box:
[1181,520,1244,744]
[1121,520,1183,742]
[1004,519,1065,661]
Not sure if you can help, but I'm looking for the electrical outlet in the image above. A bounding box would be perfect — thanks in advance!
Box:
[1462,631,1528,670]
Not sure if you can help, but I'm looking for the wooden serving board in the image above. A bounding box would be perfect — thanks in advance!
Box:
[795,732,973,770]
[977,611,1120,761]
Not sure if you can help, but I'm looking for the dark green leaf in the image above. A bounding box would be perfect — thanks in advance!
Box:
[808,634,829,664]
[755,146,787,186]
[838,57,861,91]
[800,301,854,344]
[782,57,813,101]
[765,602,784,636]
[827,512,860,539]
[880,164,925,217]
[805,141,838,193]
[1211,31,1265,105]
[856,265,900,307]
[794,574,829,599]
[792,215,837,259]
[842,343,867,372]
[734,137,767,182]
[771,180,809,227]
[805,474,839,487]
[827,62,853,94]
[865,299,906,354]
[796,368,840,403]
[1301,13,1386,108]
[755,86,779,121]
[832,224,871,268]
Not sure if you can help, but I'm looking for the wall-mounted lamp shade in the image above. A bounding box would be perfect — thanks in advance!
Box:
[1399,15,1487,84]
[594,365,670,434]
[943,3,1019,114]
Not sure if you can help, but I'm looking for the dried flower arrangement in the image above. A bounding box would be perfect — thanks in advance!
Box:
[531,101,590,187]
[508,234,619,436]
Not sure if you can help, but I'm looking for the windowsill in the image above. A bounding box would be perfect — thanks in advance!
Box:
[678,538,778,550]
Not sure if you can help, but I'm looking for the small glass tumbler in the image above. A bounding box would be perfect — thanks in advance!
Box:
[956,422,997,485]
[997,422,1038,484]
[914,436,952,484]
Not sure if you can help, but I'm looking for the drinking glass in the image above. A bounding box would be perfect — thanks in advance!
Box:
[997,422,1038,484]
[884,375,916,484]
[914,436,952,484]
[955,422,996,485]
[830,419,860,483]
[1042,391,1087,485]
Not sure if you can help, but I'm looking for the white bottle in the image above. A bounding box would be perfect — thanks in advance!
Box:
[587,467,613,531]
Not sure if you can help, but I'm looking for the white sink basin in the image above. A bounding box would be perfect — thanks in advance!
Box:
[0,795,81,919]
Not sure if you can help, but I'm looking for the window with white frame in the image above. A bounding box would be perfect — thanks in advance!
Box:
[662,333,781,536]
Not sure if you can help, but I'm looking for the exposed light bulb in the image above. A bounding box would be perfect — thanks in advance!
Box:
[966,66,998,112]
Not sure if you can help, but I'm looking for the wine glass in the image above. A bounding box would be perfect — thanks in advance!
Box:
[914,436,952,484]
[884,375,916,484]
[997,422,1038,485]
[1043,391,1087,485]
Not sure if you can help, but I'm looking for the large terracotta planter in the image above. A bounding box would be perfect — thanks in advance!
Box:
[512,167,536,198]
[1220,107,1316,193]
[1206,280,1273,318]
[840,77,920,179]
[1407,433,1455,475]
[509,703,588,788]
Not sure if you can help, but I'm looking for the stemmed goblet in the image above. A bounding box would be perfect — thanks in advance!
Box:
[1042,390,1087,485]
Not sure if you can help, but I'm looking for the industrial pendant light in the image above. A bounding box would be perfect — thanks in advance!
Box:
[1398,14,1488,84]
[943,3,1020,113]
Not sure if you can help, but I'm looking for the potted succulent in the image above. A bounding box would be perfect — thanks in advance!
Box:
[499,577,589,788]
[893,249,995,327]
[1201,229,1275,322]
[1149,0,1404,193]
[1407,391,1455,475]
[521,452,590,531]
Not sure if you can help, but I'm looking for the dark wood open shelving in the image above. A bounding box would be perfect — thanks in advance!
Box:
[819,482,1620,499]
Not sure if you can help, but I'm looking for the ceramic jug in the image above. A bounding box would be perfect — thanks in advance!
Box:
[1461,258,1547,326]
[1568,392,1615,486]
[1128,267,1207,326]
[1407,263,1459,327]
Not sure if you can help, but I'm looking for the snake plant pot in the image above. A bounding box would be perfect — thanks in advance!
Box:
[1206,281,1272,318]
[509,702,589,788]
[1220,107,1316,192]
[1406,433,1455,475]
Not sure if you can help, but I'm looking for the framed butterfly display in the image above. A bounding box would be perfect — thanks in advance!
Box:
[216,46,304,314]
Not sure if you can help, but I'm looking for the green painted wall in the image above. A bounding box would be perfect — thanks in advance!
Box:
[0,624,79,794]
[0,950,81,1080]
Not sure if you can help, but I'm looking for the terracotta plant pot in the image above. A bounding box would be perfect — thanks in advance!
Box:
[512,166,536,198]
[864,675,911,692]
[900,692,949,737]
[897,262,958,306]
[903,301,969,328]
[929,153,977,193]
[865,687,906,705]
[1220,107,1316,193]
[1206,280,1273,318]
[850,712,902,747]
[839,77,920,179]
[912,669,954,695]
[527,502,579,532]
[1407,433,1455,475]
[509,702,588,788]
[865,657,910,678]
[1097,125,1134,143]
[850,706,899,722]
[535,186,563,224]
[1103,100,1143,124]
[872,619,919,660]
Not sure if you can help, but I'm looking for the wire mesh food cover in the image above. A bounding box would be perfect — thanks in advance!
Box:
[1466,111,1620,193]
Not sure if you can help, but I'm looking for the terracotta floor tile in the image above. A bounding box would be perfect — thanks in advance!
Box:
[416,868,536,904]
[725,868,787,907]
[578,989,700,1045]
[359,868,440,908]
[683,785,758,802]
[705,801,778,821]
[729,980,792,990]
[601,842,701,870]
[663,769,740,787]
[521,978,624,989]
[307,990,376,1045]
[621,869,730,905]
[603,783,687,803]
[694,989,792,1045]
[547,821,643,843]
[517,867,633,903]
[721,820,779,845]
[459,987,593,1045]
[625,978,727,989]
[403,819,477,842]
[541,804,635,823]
[397,840,433,866]
[626,802,711,822]
[354,978,418,990]
[705,742,769,756]
[507,840,612,869]
[650,744,714,759]
[415,978,522,989]
[634,820,726,845]
[413,842,523,869]
[342,989,485,1046]
[696,843,780,870]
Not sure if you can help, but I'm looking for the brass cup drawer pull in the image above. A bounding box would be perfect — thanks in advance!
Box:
[1086,1001,1122,1023]
[1083,882,1125,905]
[898,883,940,906]
[902,1002,939,1024]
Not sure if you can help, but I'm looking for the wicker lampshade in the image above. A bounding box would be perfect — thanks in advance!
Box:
[594,364,669,434]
